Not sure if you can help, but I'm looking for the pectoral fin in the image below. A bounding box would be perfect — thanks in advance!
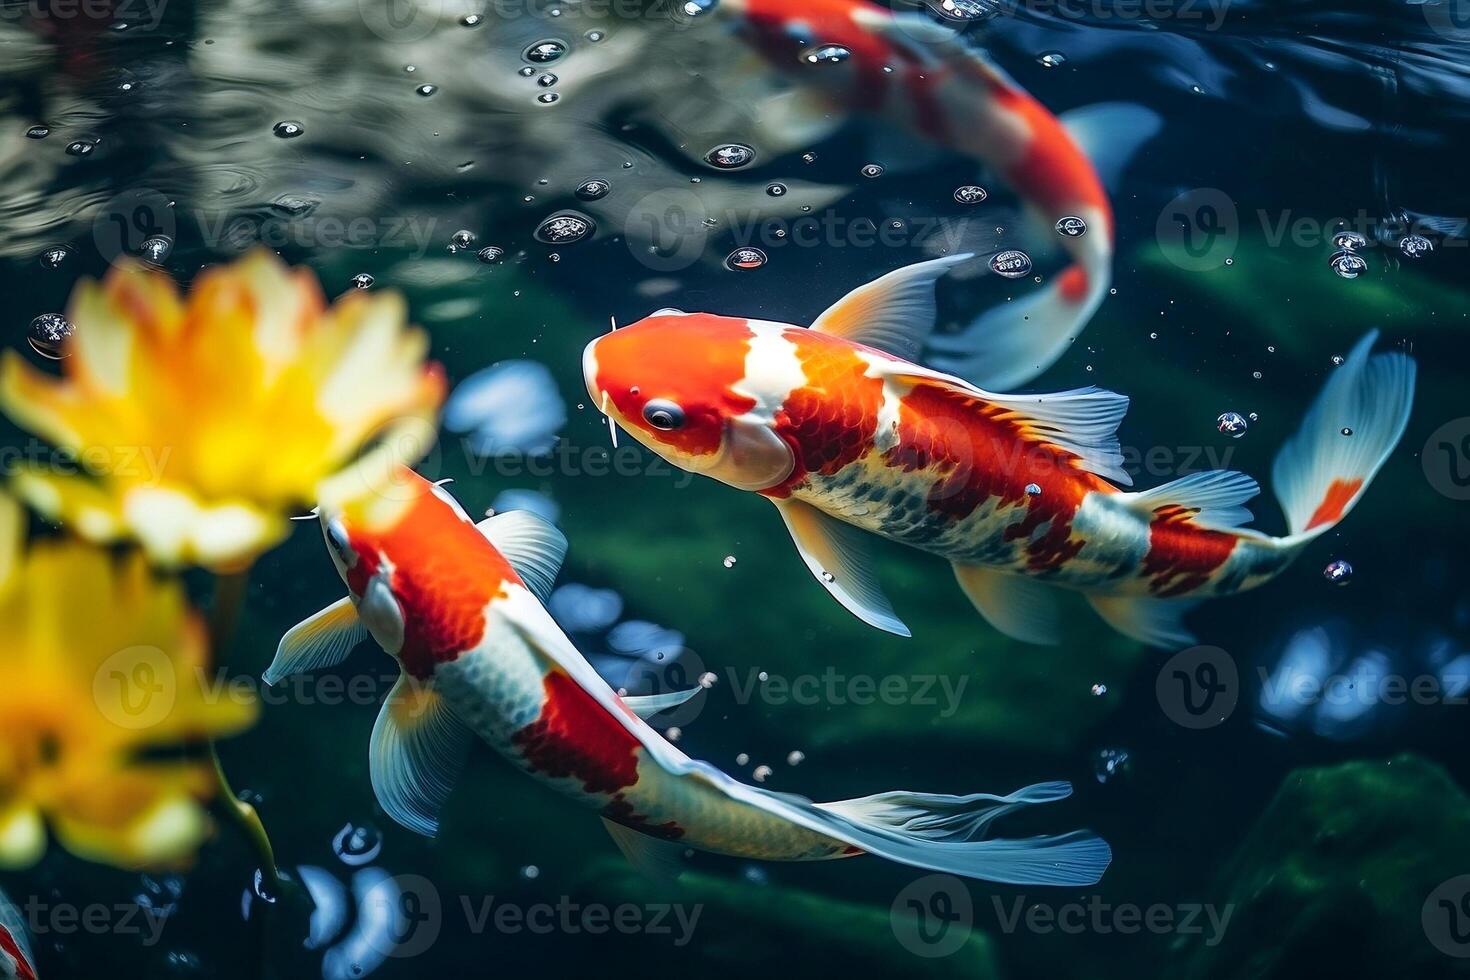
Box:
[622,687,701,720]
[770,498,910,637]
[1087,594,1198,648]
[369,675,474,837]
[263,597,370,686]
[952,564,1063,645]
[476,511,568,604]
[601,817,688,882]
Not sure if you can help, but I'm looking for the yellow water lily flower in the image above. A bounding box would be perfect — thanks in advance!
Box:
[0,494,256,870]
[0,250,445,569]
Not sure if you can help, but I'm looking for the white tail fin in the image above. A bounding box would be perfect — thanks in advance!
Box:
[1272,330,1415,542]
[926,103,1159,391]
[927,261,1106,391]
[813,780,1111,886]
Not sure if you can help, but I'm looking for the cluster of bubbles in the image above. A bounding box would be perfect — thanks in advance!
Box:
[1328,230,1368,279]
[801,44,852,65]
[1092,747,1131,784]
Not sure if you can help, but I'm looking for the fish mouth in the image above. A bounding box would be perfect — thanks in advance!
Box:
[580,337,601,405]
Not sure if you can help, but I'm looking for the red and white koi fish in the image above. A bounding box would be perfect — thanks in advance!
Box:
[265,469,1109,886]
[0,888,37,980]
[717,0,1159,388]
[583,255,1416,646]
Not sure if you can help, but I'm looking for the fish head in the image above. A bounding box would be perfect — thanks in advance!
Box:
[316,469,471,657]
[583,311,796,492]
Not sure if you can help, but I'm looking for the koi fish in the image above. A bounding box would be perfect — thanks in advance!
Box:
[0,888,37,980]
[264,470,1109,886]
[582,255,1416,646]
[716,0,1160,389]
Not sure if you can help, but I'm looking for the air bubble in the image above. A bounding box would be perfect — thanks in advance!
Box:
[331,822,382,867]
[704,143,755,169]
[1055,215,1087,237]
[1399,234,1433,259]
[525,39,568,63]
[575,178,610,201]
[953,185,988,205]
[1329,249,1367,279]
[535,212,594,244]
[28,313,73,359]
[350,273,374,288]
[140,235,172,264]
[724,247,767,271]
[1323,559,1352,585]
[272,120,304,138]
[1216,411,1248,438]
[989,250,1032,278]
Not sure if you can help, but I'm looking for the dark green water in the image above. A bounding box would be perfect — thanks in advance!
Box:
[3,1,1470,977]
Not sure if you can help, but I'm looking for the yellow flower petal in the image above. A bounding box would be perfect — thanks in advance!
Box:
[0,520,256,870]
[0,804,45,869]
[0,251,444,571]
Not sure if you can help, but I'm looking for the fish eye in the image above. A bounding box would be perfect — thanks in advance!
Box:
[324,519,352,558]
[642,399,685,431]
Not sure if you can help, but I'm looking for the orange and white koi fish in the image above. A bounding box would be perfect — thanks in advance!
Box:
[264,469,1109,886]
[717,0,1159,388]
[583,255,1416,646]
[0,888,37,980]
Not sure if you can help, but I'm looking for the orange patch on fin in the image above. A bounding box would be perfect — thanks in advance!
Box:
[1057,264,1090,304]
[1304,478,1364,531]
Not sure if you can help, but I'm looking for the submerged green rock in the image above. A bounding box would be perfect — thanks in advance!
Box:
[1176,754,1470,979]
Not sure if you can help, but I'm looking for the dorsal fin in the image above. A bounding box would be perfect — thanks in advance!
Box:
[983,387,1132,486]
[476,511,567,604]
[879,364,1132,485]
[810,255,972,361]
